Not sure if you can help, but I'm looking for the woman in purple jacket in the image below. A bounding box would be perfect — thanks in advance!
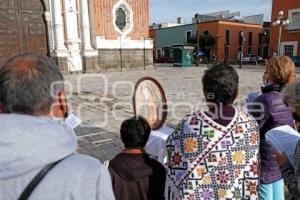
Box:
[250,56,296,200]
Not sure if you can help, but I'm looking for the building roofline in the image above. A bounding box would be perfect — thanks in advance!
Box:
[196,19,263,27]
[150,19,263,31]
[244,14,264,18]
[150,23,196,31]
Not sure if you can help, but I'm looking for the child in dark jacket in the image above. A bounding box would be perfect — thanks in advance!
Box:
[108,116,166,200]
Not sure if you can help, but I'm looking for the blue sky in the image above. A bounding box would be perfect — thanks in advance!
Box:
[149,0,272,24]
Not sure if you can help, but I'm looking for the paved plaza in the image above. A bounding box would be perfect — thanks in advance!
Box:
[66,64,300,162]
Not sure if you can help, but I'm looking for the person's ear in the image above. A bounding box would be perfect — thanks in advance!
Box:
[288,74,296,86]
[50,90,68,119]
[203,91,208,101]
[58,90,68,118]
[0,103,4,113]
[235,89,239,100]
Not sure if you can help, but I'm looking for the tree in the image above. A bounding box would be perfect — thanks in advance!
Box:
[187,34,216,49]
[203,34,216,48]
[187,36,197,45]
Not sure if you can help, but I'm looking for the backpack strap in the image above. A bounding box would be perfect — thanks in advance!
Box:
[18,156,68,200]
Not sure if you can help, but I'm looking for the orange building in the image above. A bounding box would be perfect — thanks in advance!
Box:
[270,0,300,57]
[197,20,263,63]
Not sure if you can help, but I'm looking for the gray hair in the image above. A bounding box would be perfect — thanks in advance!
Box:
[0,54,64,115]
[281,79,300,110]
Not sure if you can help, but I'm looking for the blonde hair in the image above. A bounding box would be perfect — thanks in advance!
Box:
[281,79,300,110]
[267,56,295,84]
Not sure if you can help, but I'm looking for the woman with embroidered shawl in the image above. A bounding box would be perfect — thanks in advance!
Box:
[166,65,260,200]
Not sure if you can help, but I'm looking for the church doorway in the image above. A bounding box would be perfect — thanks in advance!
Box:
[0,0,48,64]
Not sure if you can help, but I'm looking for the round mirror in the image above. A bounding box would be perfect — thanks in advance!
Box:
[133,77,167,130]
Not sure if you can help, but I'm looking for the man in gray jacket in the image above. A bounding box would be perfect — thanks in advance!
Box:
[0,54,115,200]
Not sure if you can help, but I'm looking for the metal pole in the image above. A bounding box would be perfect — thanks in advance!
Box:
[197,30,200,50]
[144,38,146,70]
[239,32,243,69]
[197,30,200,66]
[239,43,243,69]
[239,50,242,68]
[120,36,123,71]
[277,25,282,56]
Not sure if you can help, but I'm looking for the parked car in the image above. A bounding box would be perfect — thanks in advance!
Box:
[156,55,174,63]
[242,54,262,64]
[291,56,300,67]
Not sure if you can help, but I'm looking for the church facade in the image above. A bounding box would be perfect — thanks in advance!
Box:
[0,0,153,72]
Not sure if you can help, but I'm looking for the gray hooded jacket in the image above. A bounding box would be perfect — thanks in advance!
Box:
[0,114,115,200]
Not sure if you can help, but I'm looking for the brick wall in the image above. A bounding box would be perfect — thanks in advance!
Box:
[270,0,300,56]
[93,0,149,40]
[96,49,153,71]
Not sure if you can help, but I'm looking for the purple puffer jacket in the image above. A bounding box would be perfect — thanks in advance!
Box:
[251,90,294,184]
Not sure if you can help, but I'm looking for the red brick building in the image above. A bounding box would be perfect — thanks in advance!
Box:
[270,0,300,57]
[197,20,263,63]
[92,0,153,71]
[94,0,149,40]
[0,0,153,73]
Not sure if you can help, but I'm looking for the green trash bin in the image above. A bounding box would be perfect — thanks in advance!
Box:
[173,45,194,67]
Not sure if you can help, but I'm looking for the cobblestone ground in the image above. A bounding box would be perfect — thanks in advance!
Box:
[65,64,300,162]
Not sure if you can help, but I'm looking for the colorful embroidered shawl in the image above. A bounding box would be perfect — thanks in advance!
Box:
[166,108,259,200]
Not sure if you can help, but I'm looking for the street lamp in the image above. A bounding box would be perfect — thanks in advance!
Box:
[262,30,269,59]
[238,26,247,69]
[196,30,200,66]
[272,10,290,56]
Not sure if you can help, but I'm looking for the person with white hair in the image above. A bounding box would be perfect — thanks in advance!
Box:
[273,80,300,199]
[0,54,115,200]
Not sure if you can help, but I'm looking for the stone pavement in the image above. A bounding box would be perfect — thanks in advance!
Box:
[65,65,300,162]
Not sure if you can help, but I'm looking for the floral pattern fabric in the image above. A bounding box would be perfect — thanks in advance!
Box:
[166,108,259,200]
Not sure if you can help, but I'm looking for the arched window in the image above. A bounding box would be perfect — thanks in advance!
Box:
[116,8,126,31]
[112,0,133,37]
